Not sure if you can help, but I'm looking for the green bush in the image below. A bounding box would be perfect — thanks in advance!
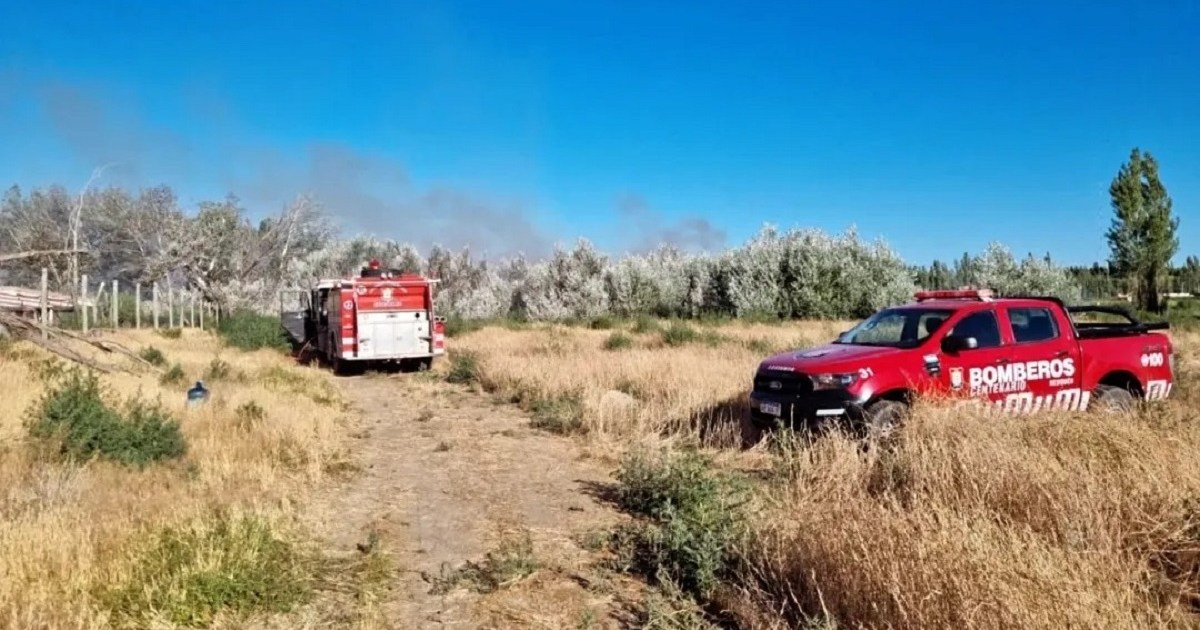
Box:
[661,322,700,347]
[443,315,484,338]
[604,331,635,351]
[216,310,289,352]
[589,315,618,330]
[27,368,186,468]
[139,346,167,367]
[98,514,310,627]
[530,395,585,435]
[611,448,746,598]
[156,328,183,340]
[161,363,187,386]
[632,316,662,334]
[446,351,480,385]
[205,358,232,381]
[430,529,539,595]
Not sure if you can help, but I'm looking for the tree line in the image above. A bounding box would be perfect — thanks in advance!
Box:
[0,147,1182,321]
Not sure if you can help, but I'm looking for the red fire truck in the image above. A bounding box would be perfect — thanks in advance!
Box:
[281,260,446,375]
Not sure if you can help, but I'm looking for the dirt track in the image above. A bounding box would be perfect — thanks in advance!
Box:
[305,373,630,629]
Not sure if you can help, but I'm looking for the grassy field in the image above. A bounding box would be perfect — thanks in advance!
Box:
[450,319,1200,629]
[0,327,350,628]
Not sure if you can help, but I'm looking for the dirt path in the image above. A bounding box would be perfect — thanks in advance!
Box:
[306,373,630,629]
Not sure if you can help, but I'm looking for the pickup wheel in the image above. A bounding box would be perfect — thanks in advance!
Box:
[1093,385,1135,413]
[863,400,906,440]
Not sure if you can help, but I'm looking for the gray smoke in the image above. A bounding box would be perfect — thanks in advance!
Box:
[28,78,553,259]
[617,193,727,253]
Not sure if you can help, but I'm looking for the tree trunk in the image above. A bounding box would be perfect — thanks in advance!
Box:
[1140,267,1161,313]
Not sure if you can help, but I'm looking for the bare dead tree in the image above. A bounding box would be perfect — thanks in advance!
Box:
[66,163,117,294]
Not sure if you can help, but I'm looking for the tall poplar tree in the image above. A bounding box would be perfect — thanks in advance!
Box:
[1106,148,1178,312]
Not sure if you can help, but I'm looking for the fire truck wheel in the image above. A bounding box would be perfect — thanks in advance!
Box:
[1093,385,1135,413]
[863,400,906,439]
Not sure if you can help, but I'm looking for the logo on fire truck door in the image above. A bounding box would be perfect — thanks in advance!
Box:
[949,367,964,389]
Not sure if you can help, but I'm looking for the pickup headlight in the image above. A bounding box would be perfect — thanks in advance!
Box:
[811,373,858,390]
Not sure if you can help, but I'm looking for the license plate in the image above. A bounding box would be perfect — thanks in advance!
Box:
[760,401,782,416]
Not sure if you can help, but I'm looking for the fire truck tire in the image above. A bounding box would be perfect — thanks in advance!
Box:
[1093,385,1135,413]
[863,400,906,439]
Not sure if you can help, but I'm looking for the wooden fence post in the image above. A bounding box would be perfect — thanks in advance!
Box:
[112,280,119,329]
[40,268,48,340]
[152,283,160,329]
[135,283,142,329]
[81,274,89,333]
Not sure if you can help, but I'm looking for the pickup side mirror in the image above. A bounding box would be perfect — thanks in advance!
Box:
[941,334,979,354]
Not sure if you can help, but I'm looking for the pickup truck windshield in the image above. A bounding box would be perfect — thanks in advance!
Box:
[836,307,954,348]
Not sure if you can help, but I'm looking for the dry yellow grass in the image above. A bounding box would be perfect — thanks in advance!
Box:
[453,320,850,449]
[0,328,349,628]
[454,321,1200,629]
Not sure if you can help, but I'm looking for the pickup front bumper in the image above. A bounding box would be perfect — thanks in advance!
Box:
[748,389,868,432]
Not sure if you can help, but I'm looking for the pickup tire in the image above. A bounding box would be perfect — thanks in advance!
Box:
[1093,385,1135,413]
[863,400,906,439]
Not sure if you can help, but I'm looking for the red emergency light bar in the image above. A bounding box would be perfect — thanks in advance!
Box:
[914,289,994,302]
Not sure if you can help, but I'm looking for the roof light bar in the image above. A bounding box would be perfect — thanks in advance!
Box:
[914,289,994,302]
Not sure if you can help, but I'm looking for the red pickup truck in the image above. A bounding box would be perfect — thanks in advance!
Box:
[748,289,1174,437]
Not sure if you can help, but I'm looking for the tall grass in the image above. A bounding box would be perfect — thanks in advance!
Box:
[0,327,345,627]
[453,322,1200,629]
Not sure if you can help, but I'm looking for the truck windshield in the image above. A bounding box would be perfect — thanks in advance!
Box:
[835,307,954,348]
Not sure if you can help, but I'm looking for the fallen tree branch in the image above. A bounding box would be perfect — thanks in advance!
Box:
[0,312,149,374]
[0,249,88,264]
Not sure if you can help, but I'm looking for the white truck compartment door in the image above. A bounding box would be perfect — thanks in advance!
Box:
[356,311,429,359]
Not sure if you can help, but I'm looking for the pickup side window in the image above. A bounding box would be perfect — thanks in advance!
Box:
[1008,307,1058,343]
[949,310,1003,348]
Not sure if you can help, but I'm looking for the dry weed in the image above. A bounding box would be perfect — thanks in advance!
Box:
[0,328,347,627]
[455,320,1200,629]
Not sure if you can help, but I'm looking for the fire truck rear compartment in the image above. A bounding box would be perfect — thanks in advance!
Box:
[355,310,430,359]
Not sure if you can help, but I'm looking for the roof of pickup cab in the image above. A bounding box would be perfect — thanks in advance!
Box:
[895,294,1062,311]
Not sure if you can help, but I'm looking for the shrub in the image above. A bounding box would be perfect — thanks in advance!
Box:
[446,351,480,385]
[235,401,266,431]
[98,514,310,627]
[156,328,183,340]
[661,322,700,347]
[589,315,618,330]
[161,363,187,386]
[430,529,539,594]
[27,368,186,468]
[139,346,167,367]
[443,315,483,338]
[530,395,585,435]
[216,310,289,351]
[611,448,746,598]
[632,315,662,334]
[205,358,232,381]
[604,331,635,351]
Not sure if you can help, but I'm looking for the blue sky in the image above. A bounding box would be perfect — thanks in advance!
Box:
[1,0,1197,265]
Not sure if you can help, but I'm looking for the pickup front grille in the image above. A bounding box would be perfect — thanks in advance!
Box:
[754,371,812,397]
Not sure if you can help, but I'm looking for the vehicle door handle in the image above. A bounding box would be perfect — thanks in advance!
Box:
[994,357,1009,364]
[1053,350,1069,358]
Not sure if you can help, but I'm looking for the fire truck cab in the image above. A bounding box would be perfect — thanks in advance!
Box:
[281,260,446,375]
